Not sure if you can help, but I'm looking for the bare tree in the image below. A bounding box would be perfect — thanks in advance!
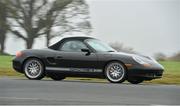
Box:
[109,42,135,53]
[0,0,9,54]
[7,0,72,49]
[44,0,92,46]
[7,0,92,48]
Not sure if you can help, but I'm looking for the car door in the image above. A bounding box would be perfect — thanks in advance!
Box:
[55,40,99,72]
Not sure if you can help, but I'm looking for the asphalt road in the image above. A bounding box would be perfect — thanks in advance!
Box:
[0,78,180,105]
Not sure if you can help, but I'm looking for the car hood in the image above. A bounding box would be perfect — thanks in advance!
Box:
[112,52,141,57]
[112,51,153,61]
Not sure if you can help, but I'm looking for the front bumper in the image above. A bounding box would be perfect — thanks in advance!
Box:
[127,64,164,80]
[127,69,163,80]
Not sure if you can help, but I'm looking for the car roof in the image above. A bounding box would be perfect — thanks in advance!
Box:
[61,36,95,41]
[48,36,96,50]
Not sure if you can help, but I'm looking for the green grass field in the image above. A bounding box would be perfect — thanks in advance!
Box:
[0,55,180,84]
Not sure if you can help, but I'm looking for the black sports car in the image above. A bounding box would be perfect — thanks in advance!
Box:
[12,36,164,84]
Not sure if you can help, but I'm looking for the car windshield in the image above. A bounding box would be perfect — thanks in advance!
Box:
[86,39,116,52]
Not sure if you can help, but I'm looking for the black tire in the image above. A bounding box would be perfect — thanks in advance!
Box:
[23,58,45,80]
[48,73,66,81]
[127,79,144,84]
[104,62,127,83]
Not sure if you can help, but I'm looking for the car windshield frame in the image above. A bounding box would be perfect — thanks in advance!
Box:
[85,39,116,52]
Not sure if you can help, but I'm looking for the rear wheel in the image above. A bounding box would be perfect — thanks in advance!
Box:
[48,73,66,81]
[105,62,127,83]
[23,58,45,80]
[127,79,144,84]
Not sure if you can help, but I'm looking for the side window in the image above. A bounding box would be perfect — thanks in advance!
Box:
[60,40,88,52]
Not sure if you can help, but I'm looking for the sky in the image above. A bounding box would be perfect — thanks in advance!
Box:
[5,0,180,57]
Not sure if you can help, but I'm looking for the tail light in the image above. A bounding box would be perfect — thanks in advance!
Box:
[16,51,23,57]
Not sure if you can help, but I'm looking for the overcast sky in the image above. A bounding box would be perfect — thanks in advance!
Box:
[5,0,180,57]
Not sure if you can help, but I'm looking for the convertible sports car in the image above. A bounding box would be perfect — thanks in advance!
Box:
[12,36,164,84]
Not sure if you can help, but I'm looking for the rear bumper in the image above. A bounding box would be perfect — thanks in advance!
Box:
[12,58,24,73]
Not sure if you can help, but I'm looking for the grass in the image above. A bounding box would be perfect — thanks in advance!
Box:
[0,56,22,77]
[0,55,180,84]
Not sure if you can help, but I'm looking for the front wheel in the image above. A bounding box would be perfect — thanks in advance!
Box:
[127,79,144,84]
[104,62,127,83]
[23,58,45,80]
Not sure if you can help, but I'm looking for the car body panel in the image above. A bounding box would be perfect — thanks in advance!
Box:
[12,36,164,80]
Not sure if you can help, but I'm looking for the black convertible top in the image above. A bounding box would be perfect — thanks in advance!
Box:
[48,36,95,50]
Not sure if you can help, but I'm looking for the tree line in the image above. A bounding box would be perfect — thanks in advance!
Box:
[110,42,180,61]
[0,0,92,54]
[154,52,180,61]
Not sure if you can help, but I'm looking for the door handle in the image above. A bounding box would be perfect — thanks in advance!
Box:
[57,56,63,59]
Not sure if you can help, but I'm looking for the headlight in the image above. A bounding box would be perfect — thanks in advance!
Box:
[132,55,151,67]
[132,55,147,64]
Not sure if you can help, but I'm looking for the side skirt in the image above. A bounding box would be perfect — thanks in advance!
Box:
[45,67,105,78]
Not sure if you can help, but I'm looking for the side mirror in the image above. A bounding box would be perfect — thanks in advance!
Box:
[81,48,91,55]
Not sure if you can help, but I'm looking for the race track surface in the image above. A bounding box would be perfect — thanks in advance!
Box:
[0,78,180,105]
